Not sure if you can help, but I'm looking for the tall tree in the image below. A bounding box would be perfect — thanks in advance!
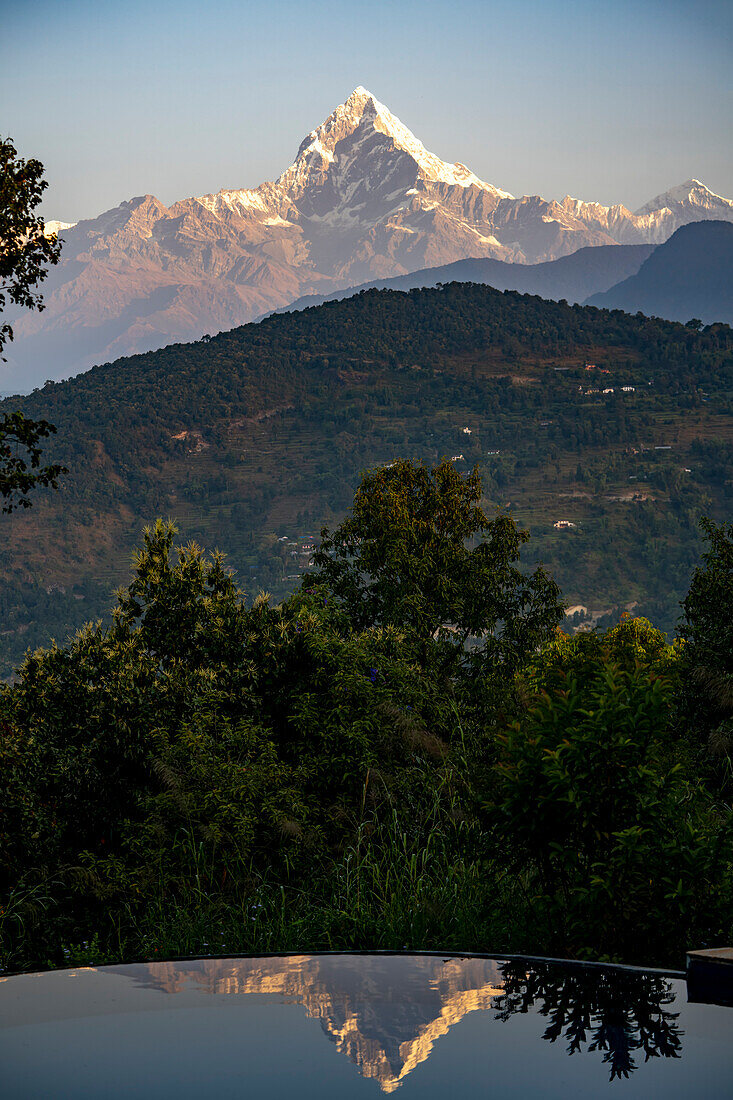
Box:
[0,135,65,509]
[308,458,563,690]
[1,136,60,357]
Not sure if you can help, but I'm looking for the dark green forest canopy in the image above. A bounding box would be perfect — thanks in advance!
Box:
[1,282,732,676]
[7,283,733,439]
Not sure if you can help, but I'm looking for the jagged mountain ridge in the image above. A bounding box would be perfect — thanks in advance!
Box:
[5,86,733,389]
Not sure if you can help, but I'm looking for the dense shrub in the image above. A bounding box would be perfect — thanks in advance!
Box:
[491,654,731,962]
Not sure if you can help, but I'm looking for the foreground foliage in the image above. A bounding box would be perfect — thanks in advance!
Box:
[0,410,66,513]
[0,462,731,971]
[0,134,60,357]
[0,136,66,513]
[494,648,729,961]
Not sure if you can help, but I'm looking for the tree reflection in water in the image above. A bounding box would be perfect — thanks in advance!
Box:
[493,961,683,1081]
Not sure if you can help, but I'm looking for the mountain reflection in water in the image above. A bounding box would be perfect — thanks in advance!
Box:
[115,954,683,1091]
[117,954,503,1092]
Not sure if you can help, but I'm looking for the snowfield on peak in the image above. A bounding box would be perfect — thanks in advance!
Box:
[272,86,512,217]
[635,179,733,216]
[10,86,732,388]
[289,86,514,195]
[43,220,76,237]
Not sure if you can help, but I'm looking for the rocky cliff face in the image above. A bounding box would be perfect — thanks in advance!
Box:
[5,87,733,389]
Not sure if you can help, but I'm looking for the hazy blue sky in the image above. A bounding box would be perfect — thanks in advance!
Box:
[2,0,731,222]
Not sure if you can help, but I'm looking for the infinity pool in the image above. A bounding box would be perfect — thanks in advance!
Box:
[1,953,731,1097]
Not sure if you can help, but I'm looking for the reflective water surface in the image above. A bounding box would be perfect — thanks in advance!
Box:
[1,953,731,1097]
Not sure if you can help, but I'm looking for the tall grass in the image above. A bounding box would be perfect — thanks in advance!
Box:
[120,811,517,966]
[2,742,518,971]
[2,791,527,971]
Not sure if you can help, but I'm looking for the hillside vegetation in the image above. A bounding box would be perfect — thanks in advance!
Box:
[1,282,732,677]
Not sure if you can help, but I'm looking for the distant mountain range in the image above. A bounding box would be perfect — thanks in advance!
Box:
[274,243,655,314]
[587,220,733,326]
[279,221,733,326]
[4,87,733,390]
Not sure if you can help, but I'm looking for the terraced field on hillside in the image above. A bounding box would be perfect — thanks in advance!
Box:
[1,284,731,676]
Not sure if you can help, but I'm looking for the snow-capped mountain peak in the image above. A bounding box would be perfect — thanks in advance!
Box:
[635,179,733,216]
[43,219,76,237]
[19,87,733,387]
[278,87,513,199]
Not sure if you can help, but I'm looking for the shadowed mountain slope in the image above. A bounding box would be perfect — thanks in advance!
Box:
[586,221,733,325]
[273,243,655,315]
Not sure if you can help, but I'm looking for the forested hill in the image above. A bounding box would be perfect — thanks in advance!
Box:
[8,282,732,436]
[2,283,732,677]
